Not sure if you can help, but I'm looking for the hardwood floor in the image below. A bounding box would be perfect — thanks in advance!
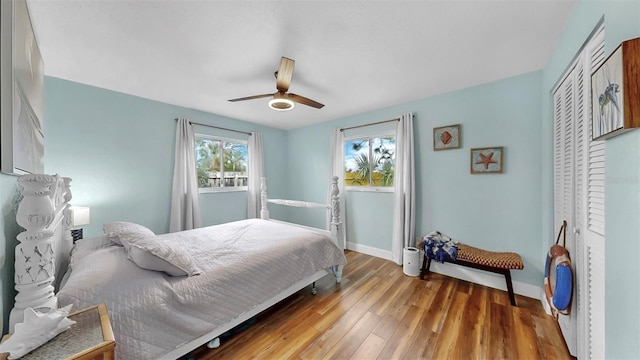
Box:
[190,250,572,360]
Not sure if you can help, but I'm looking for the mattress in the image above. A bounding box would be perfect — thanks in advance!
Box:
[57,218,347,360]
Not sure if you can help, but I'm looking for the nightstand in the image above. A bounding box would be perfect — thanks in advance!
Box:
[3,303,115,360]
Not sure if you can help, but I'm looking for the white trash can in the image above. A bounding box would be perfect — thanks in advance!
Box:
[403,247,421,277]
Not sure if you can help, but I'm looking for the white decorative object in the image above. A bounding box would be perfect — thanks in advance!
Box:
[62,178,73,246]
[259,177,269,220]
[329,176,342,249]
[9,174,71,332]
[329,129,346,249]
[0,305,75,359]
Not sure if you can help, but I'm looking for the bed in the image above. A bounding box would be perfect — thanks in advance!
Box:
[8,174,346,360]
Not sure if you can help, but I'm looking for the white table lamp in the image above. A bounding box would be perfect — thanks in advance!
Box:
[69,206,90,242]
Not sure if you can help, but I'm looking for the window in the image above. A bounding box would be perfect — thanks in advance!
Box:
[344,134,395,190]
[195,135,248,192]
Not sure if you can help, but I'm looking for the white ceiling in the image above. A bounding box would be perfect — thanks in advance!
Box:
[27,0,576,130]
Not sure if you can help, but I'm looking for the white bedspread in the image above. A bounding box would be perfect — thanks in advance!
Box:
[57,219,347,360]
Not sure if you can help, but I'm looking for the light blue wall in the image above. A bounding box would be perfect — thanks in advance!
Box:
[345,191,394,251]
[287,71,543,286]
[540,1,640,358]
[43,77,289,237]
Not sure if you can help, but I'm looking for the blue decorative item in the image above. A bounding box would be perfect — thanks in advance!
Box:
[553,263,573,311]
[544,220,573,316]
[421,231,458,263]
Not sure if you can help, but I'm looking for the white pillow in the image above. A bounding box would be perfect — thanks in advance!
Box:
[103,221,155,245]
[119,232,201,277]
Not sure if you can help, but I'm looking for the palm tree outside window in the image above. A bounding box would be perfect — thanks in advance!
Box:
[344,134,395,189]
[195,135,248,192]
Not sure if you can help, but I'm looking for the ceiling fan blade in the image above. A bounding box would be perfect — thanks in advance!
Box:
[276,57,295,92]
[228,93,274,102]
[288,93,324,109]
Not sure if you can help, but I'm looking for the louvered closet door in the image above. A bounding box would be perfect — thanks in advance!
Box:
[553,24,605,360]
[553,66,577,356]
[579,25,606,360]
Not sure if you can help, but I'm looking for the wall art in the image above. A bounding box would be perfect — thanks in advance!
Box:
[433,124,461,151]
[1,0,44,175]
[591,37,640,140]
[470,146,503,174]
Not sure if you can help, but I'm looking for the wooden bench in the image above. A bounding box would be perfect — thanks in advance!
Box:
[419,243,524,306]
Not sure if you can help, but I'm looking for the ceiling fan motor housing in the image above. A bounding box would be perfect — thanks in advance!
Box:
[269,92,295,111]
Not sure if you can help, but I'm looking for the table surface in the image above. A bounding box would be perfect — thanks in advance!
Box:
[20,304,114,360]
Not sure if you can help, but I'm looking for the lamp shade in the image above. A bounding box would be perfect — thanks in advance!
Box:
[69,206,90,228]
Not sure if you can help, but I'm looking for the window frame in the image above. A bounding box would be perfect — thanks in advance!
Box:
[343,131,396,193]
[195,134,248,194]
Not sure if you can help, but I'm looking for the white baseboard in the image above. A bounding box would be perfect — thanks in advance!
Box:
[428,262,542,300]
[540,289,552,315]
[346,241,392,261]
[346,243,542,300]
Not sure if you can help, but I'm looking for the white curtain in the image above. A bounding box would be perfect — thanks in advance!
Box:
[169,118,202,232]
[247,132,264,218]
[329,128,346,250]
[391,113,415,265]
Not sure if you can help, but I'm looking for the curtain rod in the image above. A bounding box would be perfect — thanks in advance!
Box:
[339,117,400,132]
[175,118,252,136]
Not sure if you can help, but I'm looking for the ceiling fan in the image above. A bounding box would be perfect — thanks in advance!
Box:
[228,57,324,111]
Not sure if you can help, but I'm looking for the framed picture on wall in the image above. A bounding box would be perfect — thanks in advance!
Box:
[433,124,461,151]
[470,146,504,174]
[591,37,640,140]
[0,0,45,175]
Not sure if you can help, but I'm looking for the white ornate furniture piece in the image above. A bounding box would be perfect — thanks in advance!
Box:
[9,174,72,332]
[8,173,345,360]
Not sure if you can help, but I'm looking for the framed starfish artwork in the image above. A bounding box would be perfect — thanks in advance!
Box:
[470,146,503,174]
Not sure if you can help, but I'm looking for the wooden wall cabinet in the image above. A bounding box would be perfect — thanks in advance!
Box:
[591,37,640,140]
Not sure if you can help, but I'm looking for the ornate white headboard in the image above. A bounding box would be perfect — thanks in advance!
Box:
[9,174,72,332]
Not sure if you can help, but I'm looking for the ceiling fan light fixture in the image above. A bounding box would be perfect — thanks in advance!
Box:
[229,57,323,110]
[268,95,295,111]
